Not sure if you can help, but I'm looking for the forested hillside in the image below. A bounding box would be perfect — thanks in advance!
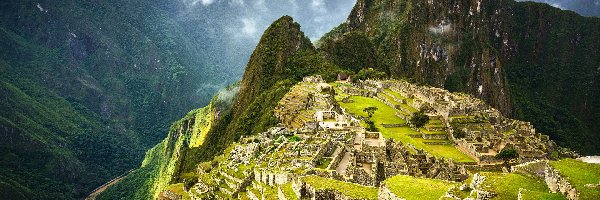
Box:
[0,0,231,198]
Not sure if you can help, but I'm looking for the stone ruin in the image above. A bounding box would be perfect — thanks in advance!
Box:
[178,77,567,199]
[360,80,557,164]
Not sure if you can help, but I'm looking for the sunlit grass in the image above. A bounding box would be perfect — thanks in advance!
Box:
[338,96,474,162]
[550,159,600,199]
[384,175,458,200]
[302,176,378,199]
[481,172,563,200]
[339,96,406,125]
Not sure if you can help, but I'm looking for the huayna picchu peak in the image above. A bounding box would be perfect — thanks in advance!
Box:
[1,0,599,200]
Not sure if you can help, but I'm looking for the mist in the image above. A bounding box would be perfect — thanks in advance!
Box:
[520,0,600,17]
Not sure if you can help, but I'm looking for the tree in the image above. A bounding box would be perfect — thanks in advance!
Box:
[354,68,386,81]
[366,120,378,132]
[363,106,378,118]
[410,110,429,128]
[496,147,519,163]
[363,107,379,132]
[453,128,466,139]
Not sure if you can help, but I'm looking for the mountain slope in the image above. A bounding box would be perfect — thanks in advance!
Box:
[97,16,341,199]
[0,0,229,198]
[319,0,600,154]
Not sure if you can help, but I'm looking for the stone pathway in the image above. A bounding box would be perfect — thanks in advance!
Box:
[336,151,351,175]
[353,132,363,150]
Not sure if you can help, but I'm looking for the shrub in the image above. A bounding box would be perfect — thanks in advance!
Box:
[496,147,519,161]
[410,110,429,128]
[453,128,466,139]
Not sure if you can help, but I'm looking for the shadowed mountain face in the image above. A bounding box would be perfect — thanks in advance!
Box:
[319,0,600,154]
[0,0,228,198]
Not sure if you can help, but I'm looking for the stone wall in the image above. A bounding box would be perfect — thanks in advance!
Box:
[254,169,289,186]
[545,165,579,200]
[293,177,372,200]
[422,133,448,140]
[378,185,405,200]
[353,168,375,186]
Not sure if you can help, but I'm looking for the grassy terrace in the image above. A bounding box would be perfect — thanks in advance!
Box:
[384,89,406,100]
[481,172,564,200]
[339,96,474,162]
[382,89,418,113]
[301,176,378,200]
[165,183,190,199]
[339,96,406,125]
[550,159,600,199]
[280,183,298,200]
[384,175,458,200]
[519,190,565,200]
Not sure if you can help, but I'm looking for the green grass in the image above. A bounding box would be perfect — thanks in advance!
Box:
[339,96,406,125]
[550,159,600,200]
[384,175,458,200]
[481,172,562,200]
[381,127,473,162]
[263,185,279,199]
[384,89,406,100]
[419,128,447,135]
[338,96,474,162]
[519,189,566,200]
[280,183,298,200]
[165,183,190,200]
[379,92,399,104]
[316,158,333,169]
[301,176,378,199]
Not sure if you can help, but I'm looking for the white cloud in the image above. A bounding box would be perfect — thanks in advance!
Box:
[183,0,215,7]
[310,0,327,13]
[201,0,216,6]
[241,18,258,36]
[550,3,564,9]
[254,0,268,11]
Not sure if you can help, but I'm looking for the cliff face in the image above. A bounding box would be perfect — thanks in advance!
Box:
[96,86,235,199]
[320,0,600,154]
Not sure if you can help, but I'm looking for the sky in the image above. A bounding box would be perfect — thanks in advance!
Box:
[519,0,600,16]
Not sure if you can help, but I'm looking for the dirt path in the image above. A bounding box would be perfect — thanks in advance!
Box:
[85,169,134,200]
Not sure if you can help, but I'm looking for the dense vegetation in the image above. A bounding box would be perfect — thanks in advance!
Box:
[0,0,232,198]
[97,16,341,199]
[318,0,600,154]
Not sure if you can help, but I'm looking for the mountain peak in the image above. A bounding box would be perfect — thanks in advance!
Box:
[234,16,314,113]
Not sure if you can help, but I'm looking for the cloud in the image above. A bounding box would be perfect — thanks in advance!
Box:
[202,0,215,5]
[241,18,258,36]
[310,0,327,13]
